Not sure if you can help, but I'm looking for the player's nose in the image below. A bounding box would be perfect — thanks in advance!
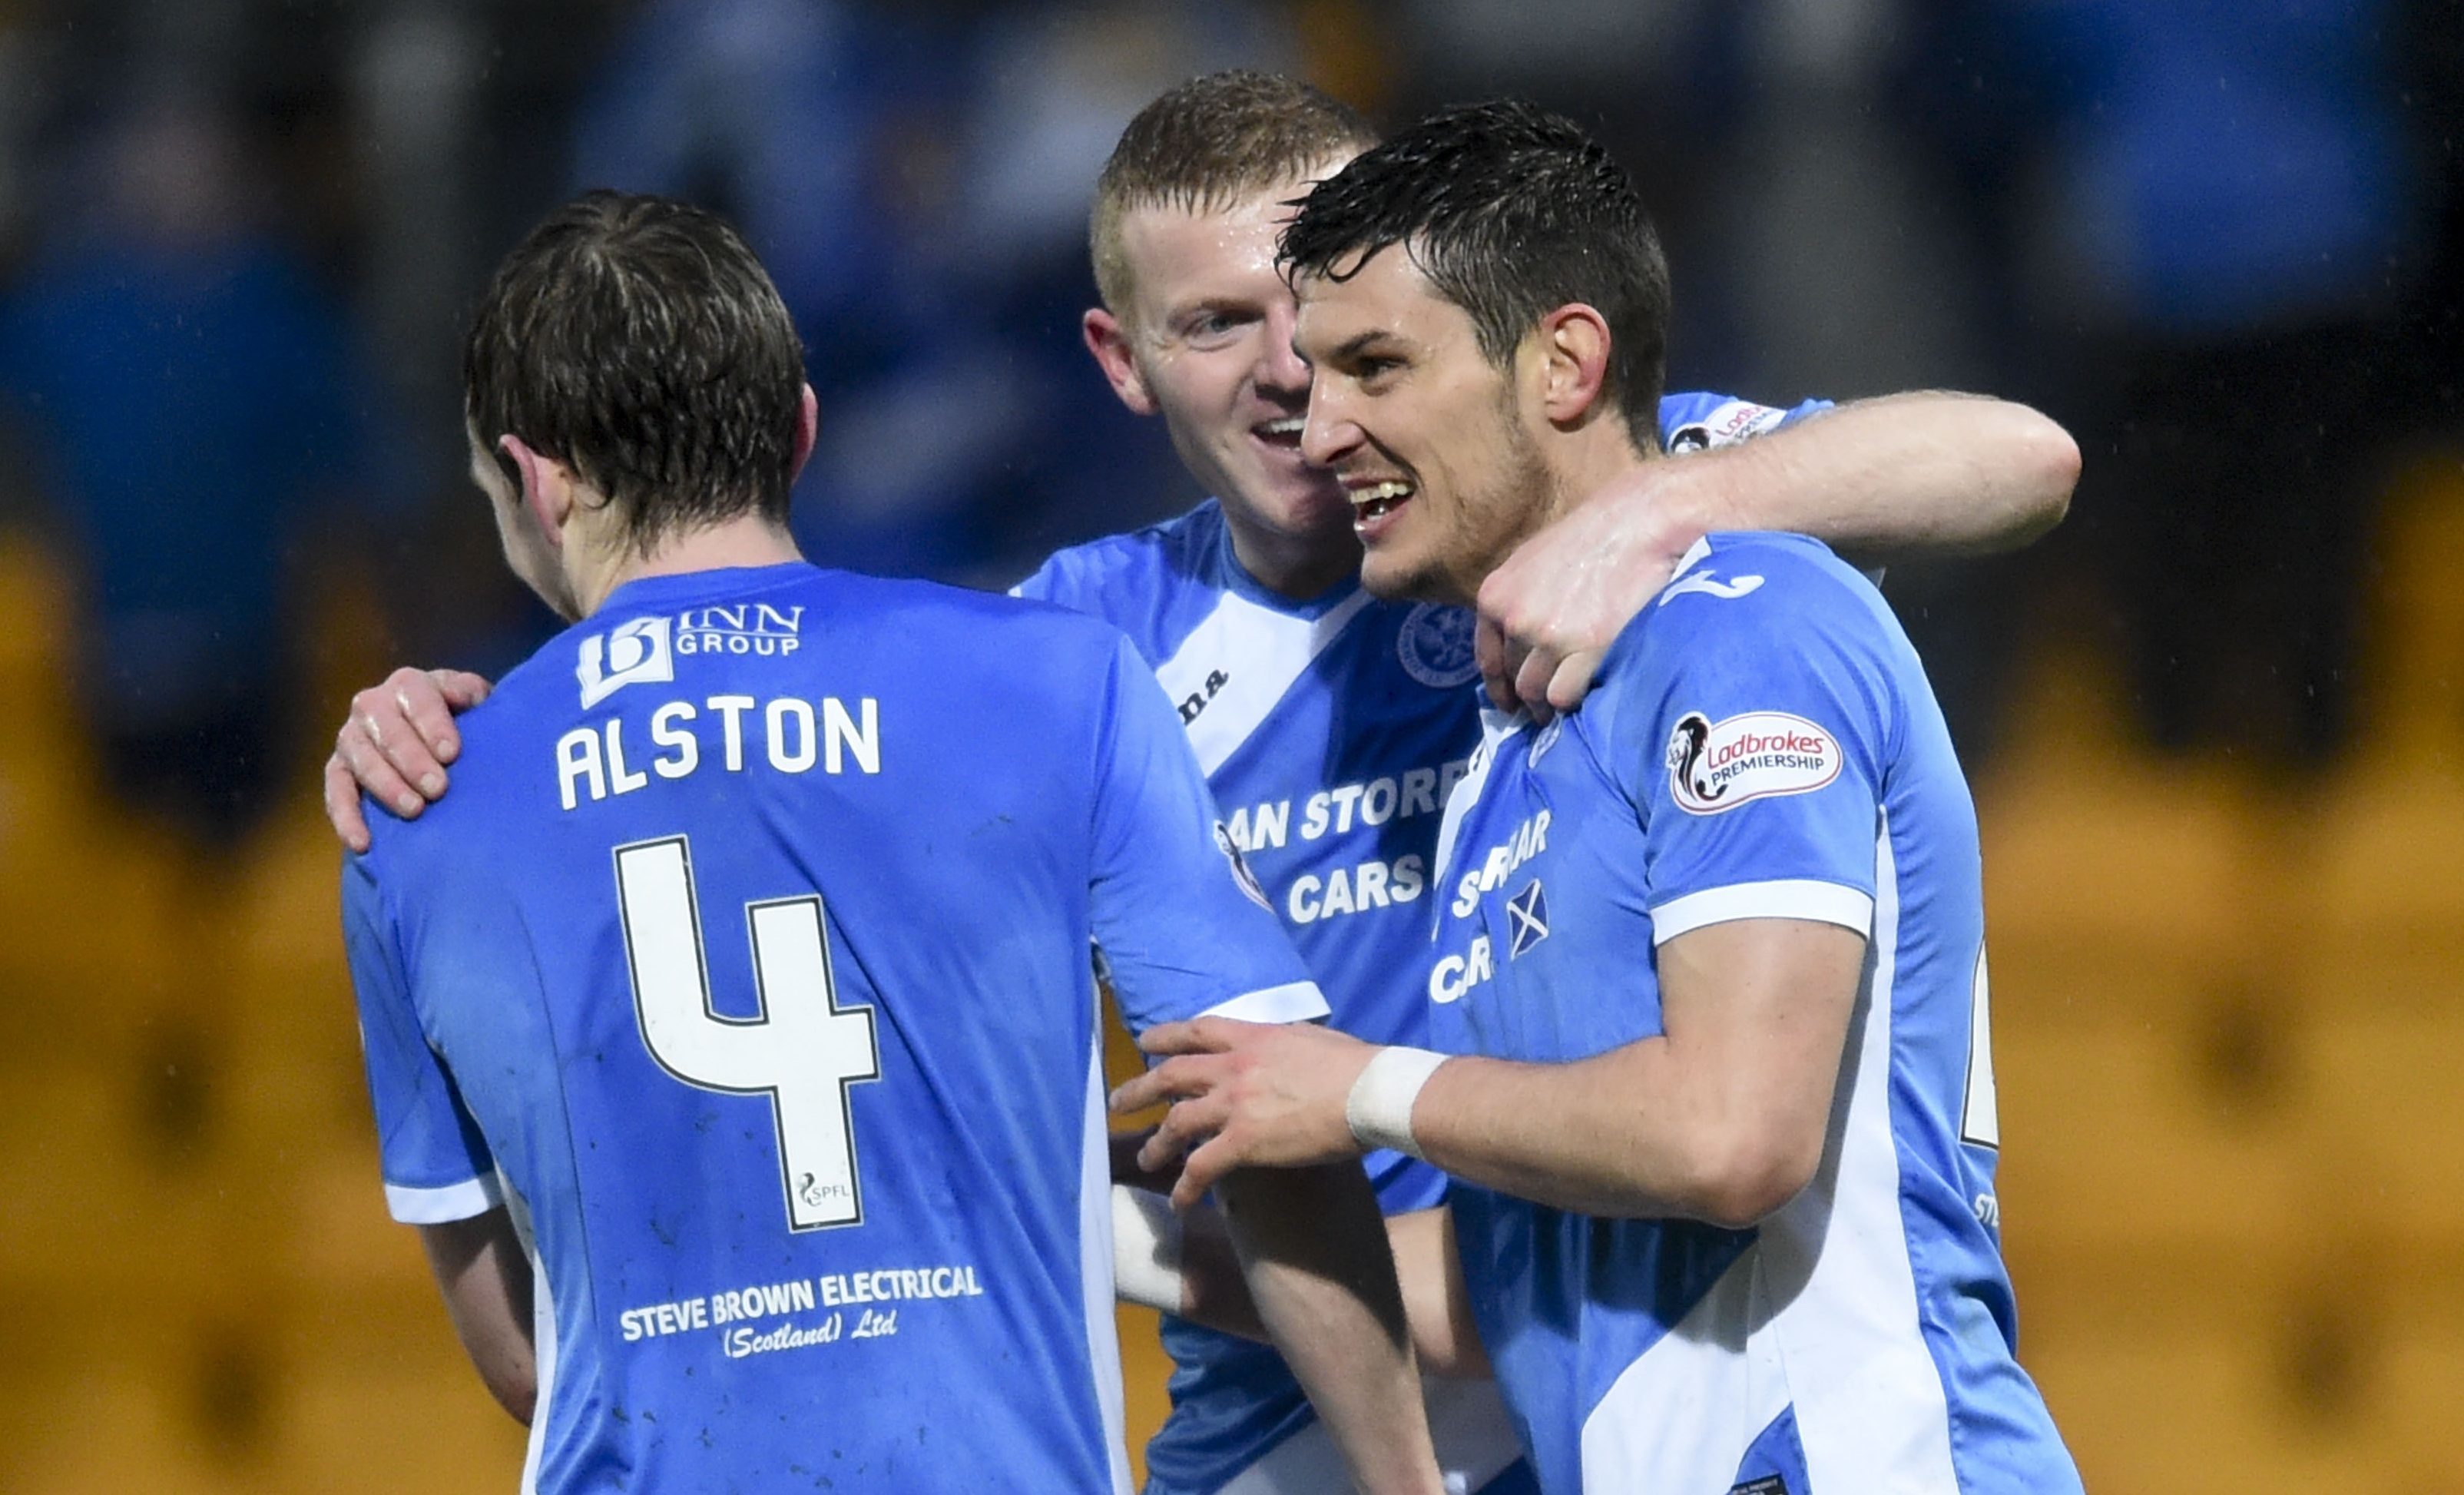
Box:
[1257,304,1312,399]
[1299,396,1358,469]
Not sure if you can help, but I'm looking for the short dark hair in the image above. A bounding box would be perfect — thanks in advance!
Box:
[1091,71,1379,313]
[1279,99,1669,444]
[463,191,806,554]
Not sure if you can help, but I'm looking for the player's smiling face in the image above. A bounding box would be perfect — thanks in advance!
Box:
[1088,172,1359,592]
[1293,245,1549,607]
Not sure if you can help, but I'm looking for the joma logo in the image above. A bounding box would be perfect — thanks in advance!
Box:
[1178,668,1230,724]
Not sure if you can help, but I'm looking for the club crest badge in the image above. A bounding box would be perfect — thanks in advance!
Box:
[1397,604,1479,689]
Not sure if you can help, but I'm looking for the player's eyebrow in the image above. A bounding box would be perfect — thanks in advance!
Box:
[1329,329,1402,363]
[1169,297,1257,325]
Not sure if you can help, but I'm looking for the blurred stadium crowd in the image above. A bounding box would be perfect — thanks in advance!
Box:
[0,1,2459,1492]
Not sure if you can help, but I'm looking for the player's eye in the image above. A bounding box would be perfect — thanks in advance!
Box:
[1184,310,1251,343]
[1351,354,1403,386]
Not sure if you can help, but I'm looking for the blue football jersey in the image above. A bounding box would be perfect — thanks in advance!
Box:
[1426,533,2080,1493]
[344,562,1329,1495]
[1015,395,1825,1494]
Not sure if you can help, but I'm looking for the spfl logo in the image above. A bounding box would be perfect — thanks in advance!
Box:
[578,616,674,708]
[1397,604,1479,689]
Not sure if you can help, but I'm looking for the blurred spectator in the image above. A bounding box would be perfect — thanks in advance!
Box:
[0,96,390,848]
[565,0,1296,584]
[1990,0,2426,767]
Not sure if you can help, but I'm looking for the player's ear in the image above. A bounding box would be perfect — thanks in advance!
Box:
[790,383,819,483]
[498,434,569,549]
[1530,303,1613,430]
[1084,307,1157,417]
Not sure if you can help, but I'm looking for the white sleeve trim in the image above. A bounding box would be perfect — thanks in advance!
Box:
[1200,980,1331,1025]
[385,1173,505,1225]
[1650,880,1875,944]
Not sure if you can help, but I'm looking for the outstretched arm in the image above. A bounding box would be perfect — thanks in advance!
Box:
[1481,392,2078,713]
[325,667,493,851]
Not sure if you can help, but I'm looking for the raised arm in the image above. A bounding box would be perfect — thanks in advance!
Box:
[1481,392,2078,712]
[1116,915,1864,1227]
[418,1208,538,1425]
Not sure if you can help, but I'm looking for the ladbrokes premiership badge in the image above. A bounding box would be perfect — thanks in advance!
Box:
[1665,710,1840,814]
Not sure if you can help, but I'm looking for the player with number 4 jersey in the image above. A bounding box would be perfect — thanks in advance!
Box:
[346,568,1336,1492]
[343,191,1440,1495]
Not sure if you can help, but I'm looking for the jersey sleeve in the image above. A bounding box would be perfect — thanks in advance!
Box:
[1085,634,1329,1034]
[1605,545,1893,946]
[342,855,502,1224]
[1657,392,1833,453]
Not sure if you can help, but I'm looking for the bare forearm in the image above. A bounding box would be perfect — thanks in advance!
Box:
[1406,920,1864,1227]
[1663,392,2077,562]
[1406,1044,1748,1222]
[420,1212,538,1425]
[1126,1192,1489,1378]
[1219,1164,1441,1495]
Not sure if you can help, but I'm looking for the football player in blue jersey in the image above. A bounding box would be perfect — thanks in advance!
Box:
[326,74,2078,1495]
[1113,101,2082,1493]
[340,190,1445,1494]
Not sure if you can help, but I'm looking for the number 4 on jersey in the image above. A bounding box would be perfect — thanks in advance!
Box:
[614,837,881,1230]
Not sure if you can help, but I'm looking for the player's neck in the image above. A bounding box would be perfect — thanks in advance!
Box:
[1222,512,1362,602]
[571,516,804,618]
[1545,415,1661,533]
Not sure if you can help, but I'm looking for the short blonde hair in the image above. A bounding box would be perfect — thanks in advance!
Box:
[1090,71,1378,315]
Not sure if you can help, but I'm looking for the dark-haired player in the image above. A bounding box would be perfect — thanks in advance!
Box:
[1116,101,2083,1493]
[342,189,1442,1494]
[330,75,2077,1495]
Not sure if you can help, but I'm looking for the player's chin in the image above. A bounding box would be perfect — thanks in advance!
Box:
[1356,545,1429,602]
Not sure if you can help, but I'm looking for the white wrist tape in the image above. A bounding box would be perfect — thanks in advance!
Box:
[1345,1046,1449,1160]
[1111,1185,1187,1314]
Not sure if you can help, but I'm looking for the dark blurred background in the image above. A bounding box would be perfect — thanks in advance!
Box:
[0,1,2456,1490]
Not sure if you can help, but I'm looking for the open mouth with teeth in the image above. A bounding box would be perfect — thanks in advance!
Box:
[1253,416,1306,449]
[1347,479,1416,531]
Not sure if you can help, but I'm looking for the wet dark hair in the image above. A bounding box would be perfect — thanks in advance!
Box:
[1280,99,1669,443]
[463,190,806,553]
